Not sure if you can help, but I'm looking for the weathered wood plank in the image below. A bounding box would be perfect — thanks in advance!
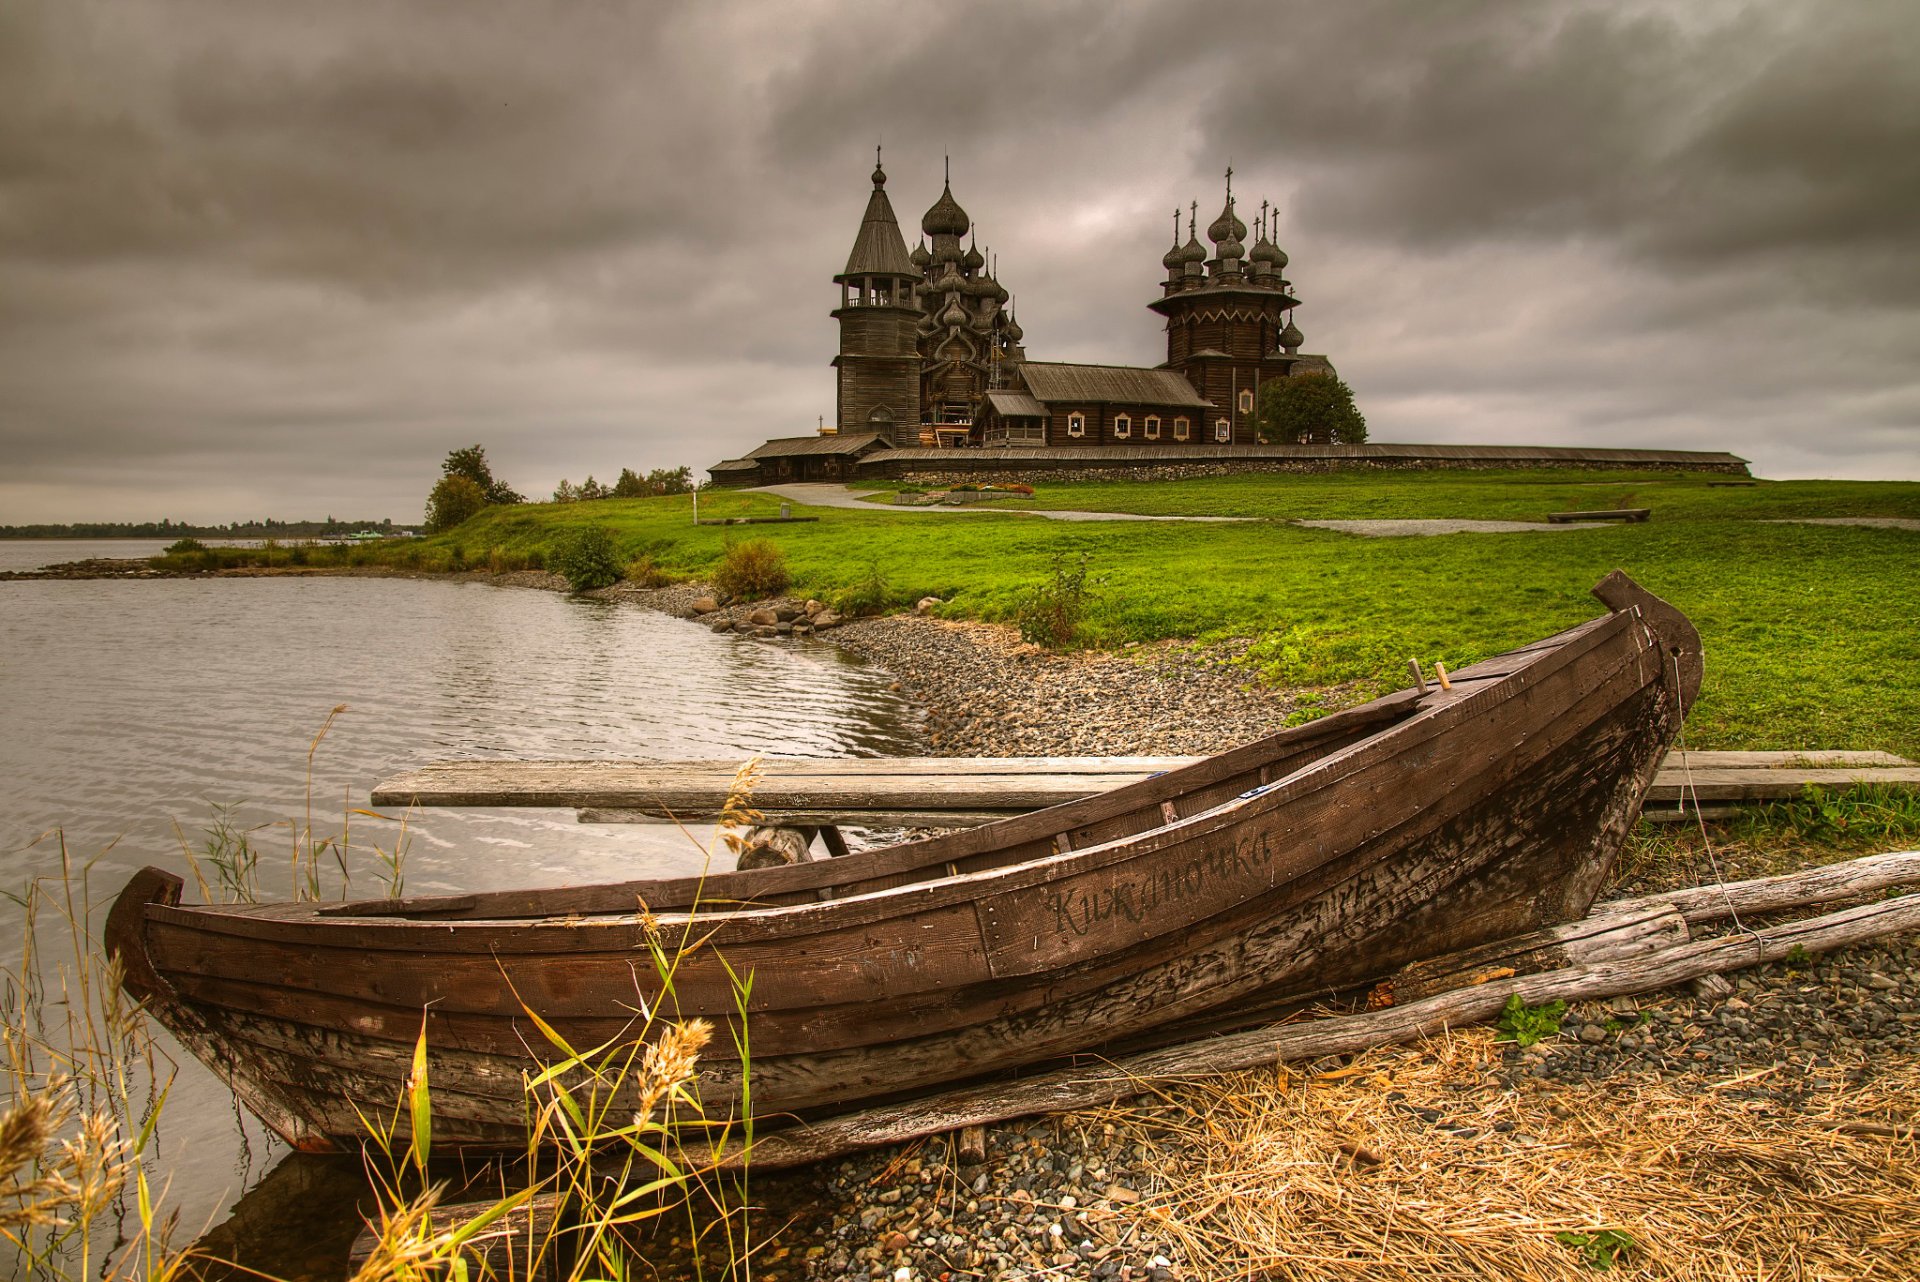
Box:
[1547,508,1650,523]
[1645,767,1920,802]
[377,749,1915,816]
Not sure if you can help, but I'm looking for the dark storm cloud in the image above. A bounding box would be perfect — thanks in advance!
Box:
[0,0,1913,524]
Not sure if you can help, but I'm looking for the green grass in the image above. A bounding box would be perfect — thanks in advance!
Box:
[174,472,1920,757]
[995,470,1920,522]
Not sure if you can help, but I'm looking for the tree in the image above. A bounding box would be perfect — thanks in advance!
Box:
[552,479,577,503]
[611,468,647,498]
[441,445,524,505]
[1256,373,1367,445]
[646,466,694,496]
[425,474,488,532]
[577,475,608,501]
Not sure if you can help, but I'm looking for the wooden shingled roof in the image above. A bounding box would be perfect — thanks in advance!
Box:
[1018,362,1212,408]
[745,433,889,459]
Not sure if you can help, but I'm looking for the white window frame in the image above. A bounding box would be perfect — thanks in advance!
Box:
[1114,413,1131,439]
[1173,416,1190,441]
[1215,417,1232,443]
[1067,411,1086,438]
[1238,389,1254,414]
[1144,414,1161,440]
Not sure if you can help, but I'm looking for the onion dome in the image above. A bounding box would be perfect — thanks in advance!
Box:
[1207,198,1246,246]
[909,239,931,269]
[1249,235,1279,266]
[939,298,969,328]
[965,272,997,297]
[1280,319,1305,350]
[1216,232,1245,261]
[990,277,1010,304]
[1005,316,1024,342]
[963,242,985,272]
[933,263,967,294]
[922,182,970,238]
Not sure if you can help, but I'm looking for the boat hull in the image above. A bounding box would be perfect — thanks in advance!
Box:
[107,574,1699,1152]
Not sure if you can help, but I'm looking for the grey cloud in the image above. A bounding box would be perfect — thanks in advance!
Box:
[0,0,1914,525]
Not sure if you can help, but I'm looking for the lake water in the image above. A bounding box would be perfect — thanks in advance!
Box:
[0,544,920,1267]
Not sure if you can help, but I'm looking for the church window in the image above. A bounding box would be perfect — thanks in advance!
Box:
[1173,416,1190,441]
[1114,414,1131,439]
[1238,389,1254,414]
[1215,417,1232,443]
[1145,415,1161,440]
[1067,412,1086,438]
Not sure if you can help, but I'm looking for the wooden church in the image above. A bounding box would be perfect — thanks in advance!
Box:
[709,157,1338,485]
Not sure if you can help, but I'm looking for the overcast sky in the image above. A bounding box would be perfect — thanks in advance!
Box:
[2,0,1914,524]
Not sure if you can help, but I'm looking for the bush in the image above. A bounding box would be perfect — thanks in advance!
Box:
[622,554,675,588]
[832,562,893,617]
[552,526,622,592]
[165,537,206,554]
[1015,551,1097,650]
[711,538,789,600]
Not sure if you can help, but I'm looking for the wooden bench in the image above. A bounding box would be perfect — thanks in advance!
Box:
[1546,508,1651,524]
[372,751,1920,847]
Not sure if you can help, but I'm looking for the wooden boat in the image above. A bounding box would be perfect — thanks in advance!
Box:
[106,572,1701,1153]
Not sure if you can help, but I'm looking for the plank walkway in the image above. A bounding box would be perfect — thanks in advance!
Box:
[371,750,1920,827]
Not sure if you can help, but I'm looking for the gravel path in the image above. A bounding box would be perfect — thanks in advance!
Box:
[624,599,1920,1281]
[1294,517,1601,537]
[1768,517,1920,531]
[752,484,1250,523]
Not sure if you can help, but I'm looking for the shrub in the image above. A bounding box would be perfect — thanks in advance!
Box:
[166,537,206,554]
[833,562,893,617]
[622,554,675,588]
[553,526,622,592]
[711,538,789,600]
[1015,551,1097,650]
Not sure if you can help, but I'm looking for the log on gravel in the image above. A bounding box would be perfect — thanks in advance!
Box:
[713,881,1920,1170]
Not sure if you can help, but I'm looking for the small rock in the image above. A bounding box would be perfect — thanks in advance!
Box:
[1578,1023,1608,1045]
[690,596,718,614]
[916,596,943,614]
[747,607,778,626]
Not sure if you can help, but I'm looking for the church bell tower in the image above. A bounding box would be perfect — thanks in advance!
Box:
[832,153,924,445]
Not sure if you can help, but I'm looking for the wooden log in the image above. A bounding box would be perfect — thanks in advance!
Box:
[700,888,1920,1171]
[956,1124,987,1166]
[1384,903,1687,1005]
[1601,847,1920,925]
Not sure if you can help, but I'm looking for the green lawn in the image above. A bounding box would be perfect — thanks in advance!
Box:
[212,471,1920,757]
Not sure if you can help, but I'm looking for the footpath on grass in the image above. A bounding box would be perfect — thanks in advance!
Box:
[752,482,1604,535]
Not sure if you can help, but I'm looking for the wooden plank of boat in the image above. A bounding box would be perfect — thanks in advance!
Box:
[105,572,1704,1153]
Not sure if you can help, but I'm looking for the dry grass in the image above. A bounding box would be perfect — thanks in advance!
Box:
[1101,1029,1920,1280]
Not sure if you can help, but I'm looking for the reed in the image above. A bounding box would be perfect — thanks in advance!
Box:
[0,738,763,1281]
[2,835,184,1281]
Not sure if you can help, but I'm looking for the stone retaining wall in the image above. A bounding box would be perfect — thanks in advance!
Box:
[877,456,1749,486]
